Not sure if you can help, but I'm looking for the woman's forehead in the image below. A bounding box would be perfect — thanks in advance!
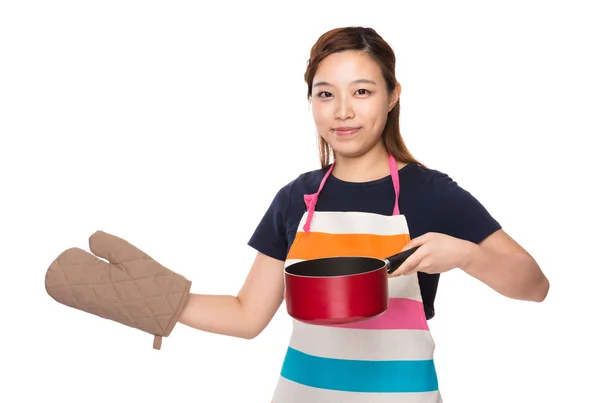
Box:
[313,51,384,87]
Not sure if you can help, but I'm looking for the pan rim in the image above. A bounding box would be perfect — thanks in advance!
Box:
[284,255,386,278]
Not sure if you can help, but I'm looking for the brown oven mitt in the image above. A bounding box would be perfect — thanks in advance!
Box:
[44,230,192,350]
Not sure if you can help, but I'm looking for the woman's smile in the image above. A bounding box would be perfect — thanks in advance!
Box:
[333,126,361,136]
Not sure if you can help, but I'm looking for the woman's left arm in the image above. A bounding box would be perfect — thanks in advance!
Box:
[460,229,549,302]
[392,230,550,303]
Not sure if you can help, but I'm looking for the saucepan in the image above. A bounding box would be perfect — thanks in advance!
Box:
[283,246,420,325]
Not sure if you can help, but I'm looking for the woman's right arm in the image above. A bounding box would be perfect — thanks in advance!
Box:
[177,251,285,339]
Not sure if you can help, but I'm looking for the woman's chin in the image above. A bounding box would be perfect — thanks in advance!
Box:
[330,139,382,160]
[331,145,369,159]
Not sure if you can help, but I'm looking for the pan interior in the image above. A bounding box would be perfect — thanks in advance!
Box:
[285,256,383,277]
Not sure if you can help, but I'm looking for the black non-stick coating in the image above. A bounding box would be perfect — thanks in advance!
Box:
[285,256,384,277]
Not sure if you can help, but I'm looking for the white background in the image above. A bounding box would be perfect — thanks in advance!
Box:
[1,1,598,402]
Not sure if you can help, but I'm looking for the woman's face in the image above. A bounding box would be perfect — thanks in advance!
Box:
[311,50,399,159]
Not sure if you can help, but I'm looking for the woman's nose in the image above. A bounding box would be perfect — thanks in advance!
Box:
[334,97,355,120]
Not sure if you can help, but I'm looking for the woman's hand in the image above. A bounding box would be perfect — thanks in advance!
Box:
[389,232,475,277]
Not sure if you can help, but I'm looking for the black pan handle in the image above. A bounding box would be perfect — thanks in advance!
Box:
[385,246,420,274]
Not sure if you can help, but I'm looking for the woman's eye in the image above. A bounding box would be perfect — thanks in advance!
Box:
[356,89,370,95]
[317,91,333,98]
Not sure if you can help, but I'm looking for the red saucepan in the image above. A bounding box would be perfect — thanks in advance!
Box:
[284,246,420,325]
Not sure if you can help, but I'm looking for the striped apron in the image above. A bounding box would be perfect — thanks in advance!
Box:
[271,154,442,402]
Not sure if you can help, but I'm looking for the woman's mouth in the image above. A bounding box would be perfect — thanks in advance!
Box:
[333,127,360,136]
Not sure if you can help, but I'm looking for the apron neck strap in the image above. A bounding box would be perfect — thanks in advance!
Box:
[389,153,401,216]
[303,154,401,232]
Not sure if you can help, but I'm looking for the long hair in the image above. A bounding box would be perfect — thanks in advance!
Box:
[304,27,425,169]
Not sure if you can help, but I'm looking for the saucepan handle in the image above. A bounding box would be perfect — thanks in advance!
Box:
[385,246,420,274]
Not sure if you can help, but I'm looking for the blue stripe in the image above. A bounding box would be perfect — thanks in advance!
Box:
[280,347,438,393]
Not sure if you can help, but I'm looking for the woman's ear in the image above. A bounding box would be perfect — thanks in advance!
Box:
[389,82,401,111]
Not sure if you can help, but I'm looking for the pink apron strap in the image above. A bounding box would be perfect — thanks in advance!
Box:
[389,154,400,216]
[303,154,401,232]
[302,162,335,232]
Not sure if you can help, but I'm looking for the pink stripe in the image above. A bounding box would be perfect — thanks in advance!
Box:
[330,298,429,330]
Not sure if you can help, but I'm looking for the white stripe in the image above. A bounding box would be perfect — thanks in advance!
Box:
[388,273,423,300]
[272,377,442,403]
[297,211,409,235]
[283,259,303,269]
[289,322,435,360]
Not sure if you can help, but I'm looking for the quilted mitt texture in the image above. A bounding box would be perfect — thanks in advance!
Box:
[45,230,192,350]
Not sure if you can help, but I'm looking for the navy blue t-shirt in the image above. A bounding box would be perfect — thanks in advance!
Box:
[248,163,501,320]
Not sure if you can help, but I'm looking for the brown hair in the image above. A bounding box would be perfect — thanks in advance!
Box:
[304,27,425,169]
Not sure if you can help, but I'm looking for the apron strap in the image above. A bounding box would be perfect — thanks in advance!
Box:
[303,162,335,232]
[303,154,401,232]
[389,154,400,216]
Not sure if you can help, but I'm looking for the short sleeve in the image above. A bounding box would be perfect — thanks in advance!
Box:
[437,174,502,244]
[247,181,294,261]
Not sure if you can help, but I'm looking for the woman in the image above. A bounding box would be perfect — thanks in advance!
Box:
[178,26,550,402]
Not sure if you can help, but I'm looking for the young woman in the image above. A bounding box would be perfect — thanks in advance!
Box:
[178,26,549,402]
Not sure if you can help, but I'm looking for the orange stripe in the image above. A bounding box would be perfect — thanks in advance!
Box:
[288,232,410,260]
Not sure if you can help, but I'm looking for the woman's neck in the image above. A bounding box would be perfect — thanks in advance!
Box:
[332,144,402,183]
